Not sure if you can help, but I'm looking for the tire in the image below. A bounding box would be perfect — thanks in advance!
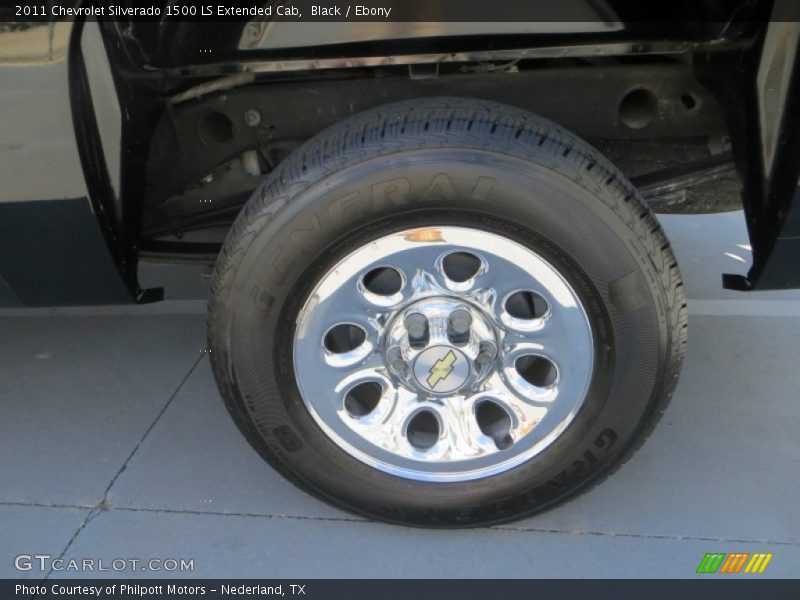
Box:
[208,97,688,527]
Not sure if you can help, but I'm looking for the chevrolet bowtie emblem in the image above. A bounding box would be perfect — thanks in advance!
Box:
[427,350,458,388]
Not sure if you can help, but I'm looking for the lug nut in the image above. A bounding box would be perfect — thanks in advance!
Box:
[448,308,473,344]
[387,347,408,375]
[405,313,429,345]
[476,342,497,366]
[449,309,472,335]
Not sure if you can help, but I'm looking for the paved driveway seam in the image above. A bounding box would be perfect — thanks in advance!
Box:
[57,504,800,549]
[491,525,800,548]
[40,354,205,580]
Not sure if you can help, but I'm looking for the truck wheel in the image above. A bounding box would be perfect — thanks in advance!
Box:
[208,98,687,526]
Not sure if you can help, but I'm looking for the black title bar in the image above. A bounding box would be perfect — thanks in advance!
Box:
[0,0,780,23]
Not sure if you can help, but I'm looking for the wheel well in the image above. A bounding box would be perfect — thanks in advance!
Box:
[133,57,731,253]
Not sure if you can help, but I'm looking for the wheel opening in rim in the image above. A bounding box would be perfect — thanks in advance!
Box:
[442,251,482,282]
[475,401,514,450]
[515,355,558,387]
[407,411,440,450]
[362,267,403,295]
[505,291,548,320]
[323,324,366,353]
[344,382,382,417]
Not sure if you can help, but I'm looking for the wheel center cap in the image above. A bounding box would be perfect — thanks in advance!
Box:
[413,346,470,394]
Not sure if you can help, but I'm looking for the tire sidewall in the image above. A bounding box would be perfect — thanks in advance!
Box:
[212,149,671,524]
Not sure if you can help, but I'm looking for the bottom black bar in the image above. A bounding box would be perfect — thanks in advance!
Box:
[3,579,799,600]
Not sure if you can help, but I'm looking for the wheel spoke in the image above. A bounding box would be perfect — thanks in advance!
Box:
[345,381,415,447]
[378,243,447,293]
[436,397,497,459]
[481,373,549,440]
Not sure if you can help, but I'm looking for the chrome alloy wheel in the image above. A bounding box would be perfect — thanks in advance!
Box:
[293,226,594,482]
